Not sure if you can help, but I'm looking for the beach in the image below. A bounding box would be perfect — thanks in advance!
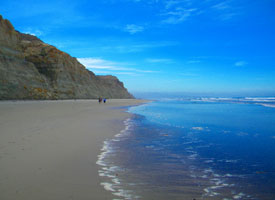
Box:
[0,99,146,200]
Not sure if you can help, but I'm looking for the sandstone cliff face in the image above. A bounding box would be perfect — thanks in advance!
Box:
[0,15,134,100]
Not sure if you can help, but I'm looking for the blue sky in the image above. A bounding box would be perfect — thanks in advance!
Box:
[1,0,275,96]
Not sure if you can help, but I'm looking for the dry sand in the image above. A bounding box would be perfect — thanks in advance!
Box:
[0,99,147,200]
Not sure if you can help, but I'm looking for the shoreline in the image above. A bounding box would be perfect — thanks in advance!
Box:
[0,99,148,200]
[96,117,141,199]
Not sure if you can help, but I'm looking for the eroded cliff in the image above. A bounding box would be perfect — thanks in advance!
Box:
[0,15,134,100]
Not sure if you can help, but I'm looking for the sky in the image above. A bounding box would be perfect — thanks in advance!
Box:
[0,0,275,97]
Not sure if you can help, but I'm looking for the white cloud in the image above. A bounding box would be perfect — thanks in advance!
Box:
[23,29,43,36]
[192,127,204,131]
[23,32,36,36]
[90,70,115,74]
[211,1,240,21]
[212,2,230,10]
[161,8,198,24]
[220,12,239,20]
[99,41,178,53]
[77,58,107,65]
[125,24,144,34]
[235,61,247,67]
[146,58,173,63]
[187,60,201,64]
[77,58,129,71]
[159,0,241,24]
[77,57,159,75]
[135,69,158,73]
[93,70,137,75]
[165,0,182,9]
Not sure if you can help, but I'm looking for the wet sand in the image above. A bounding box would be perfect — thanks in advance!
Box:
[0,99,147,200]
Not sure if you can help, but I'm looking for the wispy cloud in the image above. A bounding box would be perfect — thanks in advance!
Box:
[77,58,124,70]
[211,0,241,20]
[235,61,247,67]
[219,12,240,20]
[212,2,230,10]
[98,41,178,53]
[125,24,144,34]
[187,60,201,64]
[158,0,242,24]
[77,57,159,75]
[146,58,173,63]
[165,0,182,9]
[161,8,198,24]
[22,29,43,36]
[180,72,199,77]
[92,70,137,75]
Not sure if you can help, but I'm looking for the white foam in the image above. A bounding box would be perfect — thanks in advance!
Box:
[200,162,253,199]
[211,178,224,187]
[225,160,238,163]
[259,103,275,108]
[233,192,246,199]
[101,182,115,192]
[98,170,115,178]
[96,140,113,167]
[204,169,214,173]
[112,178,121,184]
[188,153,198,160]
[224,174,234,177]
[210,192,220,196]
[108,166,121,172]
[211,185,224,189]
[203,187,220,197]
[192,127,204,131]
[96,117,139,200]
[191,97,275,110]
[113,189,140,200]
[244,97,275,102]
[204,188,210,193]
[145,145,155,149]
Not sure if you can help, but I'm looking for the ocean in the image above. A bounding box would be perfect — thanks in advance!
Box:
[97,97,275,200]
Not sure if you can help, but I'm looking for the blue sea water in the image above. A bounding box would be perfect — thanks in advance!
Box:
[97,98,275,200]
